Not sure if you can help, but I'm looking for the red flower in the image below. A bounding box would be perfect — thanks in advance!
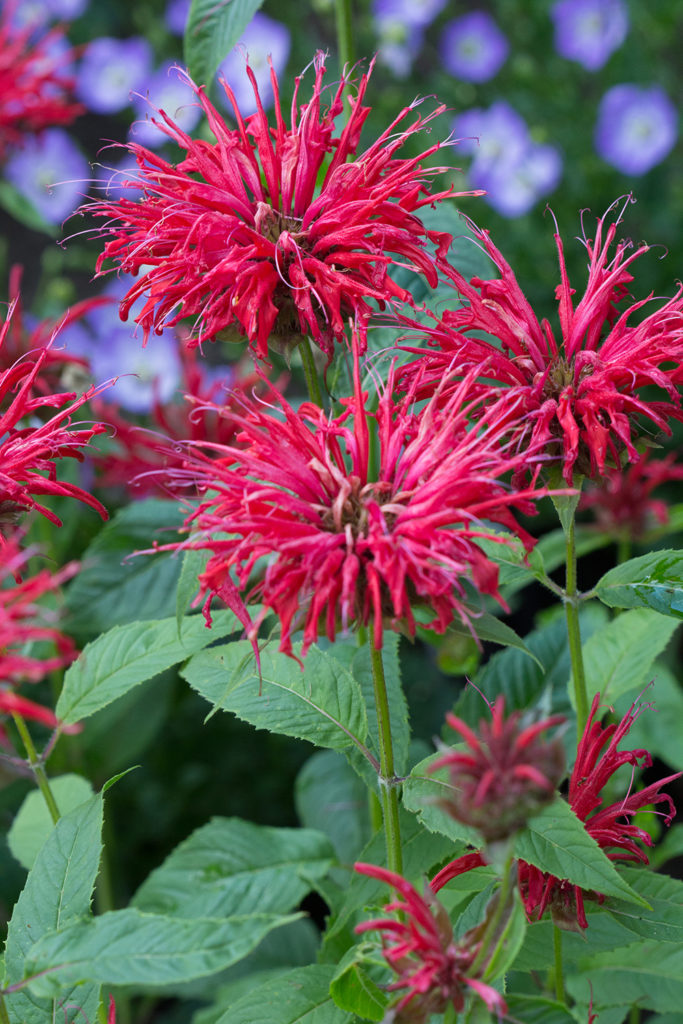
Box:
[429,697,565,841]
[354,862,507,1022]
[165,337,543,658]
[0,8,83,159]
[580,449,683,540]
[0,299,108,538]
[518,692,680,929]
[398,198,683,482]
[87,53,469,362]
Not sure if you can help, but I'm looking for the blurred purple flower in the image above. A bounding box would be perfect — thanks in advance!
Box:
[216,12,290,116]
[551,0,628,71]
[4,128,88,223]
[131,63,201,148]
[372,0,446,30]
[165,0,190,36]
[9,0,89,29]
[95,151,144,202]
[595,84,678,175]
[454,101,528,165]
[75,36,152,114]
[372,10,424,79]
[440,11,508,83]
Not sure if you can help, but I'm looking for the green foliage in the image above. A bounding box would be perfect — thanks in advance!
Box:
[614,663,683,772]
[294,750,371,864]
[594,549,683,617]
[329,946,388,1021]
[184,0,265,87]
[7,774,94,870]
[606,868,683,944]
[402,752,481,847]
[212,965,353,1024]
[566,941,683,1014]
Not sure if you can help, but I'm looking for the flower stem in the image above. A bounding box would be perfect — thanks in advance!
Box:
[0,993,10,1024]
[334,0,355,73]
[11,712,60,825]
[564,516,590,738]
[470,851,515,975]
[369,643,403,876]
[553,925,565,1004]
[299,336,324,408]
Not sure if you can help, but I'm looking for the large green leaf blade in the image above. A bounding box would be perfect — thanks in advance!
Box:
[7,774,94,870]
[181,641,369,753]
[213,964,352,1024]
[25,909,301,996]
[595,549,683,617]
[133,817,334,917]
[567,941,683,1013]
[185,0,264,86]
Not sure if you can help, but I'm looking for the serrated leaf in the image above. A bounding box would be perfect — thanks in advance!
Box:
[503,994,578,1024]
[294,750,370,864]
[185,0,264,87]
[3,792,104,1024]
[402,753,481,846]
[133,817,334,917]
[512,908,641,972]
[181,641,369,754]
[606,868,683,943]
[330,947,388,1021]
[25,909,301,996]
[58,608,247,724]
[214,964,352,1024]
[595,549,683,617]
[445,611,542,666]
[7,774,94,870]
[567,941,683,1013]
[577,608,679,706]
[514,798,648,907]
[176,546,209,632]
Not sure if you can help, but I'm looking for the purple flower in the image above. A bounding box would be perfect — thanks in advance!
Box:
[130,63,201,148]
[216,12,290,116]
[75,36,152,114]
[440,11,508,83]
[551,0,628,71]
[372,0,446,30]
[165,0,191,36]
[454,101,529,165]
[4,128,88,223]
[373,11,425,79]
[9,0,89,29]
[595,84,678,175]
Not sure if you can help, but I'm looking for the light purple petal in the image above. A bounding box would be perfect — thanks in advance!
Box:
[372,0,447,29]
[76,36,153,114]
[131,64,202,148]
[595,84,678,175]
[440,11,509,83]
[165,0,191,36]
[454,102,529,164]
[476,142,563,217]
[216,13,291,116]
[4,129,89,224]
[551,0,628,70]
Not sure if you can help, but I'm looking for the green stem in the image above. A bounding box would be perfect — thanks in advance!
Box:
[553,925,565,1004]
[334,0,355,73]
[470,851,514,975]
[629,1006,640,1024]
[617,535,632,566]
[369,644,403,876]
[0,993,11,1024]
[11,713,60,825]
[299,336,323,408]
[564,517,589,738]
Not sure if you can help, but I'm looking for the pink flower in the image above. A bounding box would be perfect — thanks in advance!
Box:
[0,299,108,538]
[0,8,83,159]
[518,692,680,929]
[398,198,683,482]
[165,338,543,658]
[354,862,507,1022]
[87,53,467,362]
[580,449,683,539]
[429,697,565,841]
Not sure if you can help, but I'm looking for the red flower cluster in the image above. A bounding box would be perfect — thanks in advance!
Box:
[518,692,680,929]
[0,6,83,159]
[355,862,506,1022]
[166,338,542,658]
[580,449,683,539]
[399,198,683,483]
[430,697,565,841]
[88,53,466,362]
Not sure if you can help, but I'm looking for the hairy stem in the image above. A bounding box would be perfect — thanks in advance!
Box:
[553,925,565,1004]
[369,643,403,876]
[564,515,589,738]
[11,712,60,825]
[299,336,324,408]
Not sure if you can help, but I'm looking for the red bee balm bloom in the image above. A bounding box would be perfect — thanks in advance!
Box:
[399,198,683,482]
[518,692,680,929]
[167,341,543,657]
[88,53,466,361]
[0,8,83,159]
[354,862,507,1022]
[430,697,565,841]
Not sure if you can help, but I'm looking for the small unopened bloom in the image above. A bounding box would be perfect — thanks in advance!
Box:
[87,53,466,363]
[430,697,565,842]
[518,692,680,930]
[580,450,683,540]
[355,862,507,1022]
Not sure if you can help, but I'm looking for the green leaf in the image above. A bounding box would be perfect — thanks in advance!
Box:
[65,500,186,638]
[7,774,94,870]
[566,941,683,1013]
[294,750,370,864]
[176,546,209,632]
[330,947,388,1021]
[512,908,642,972]
[181,641,369,753]
[185,0,264,87]
[213,964,352,1024]
[346,635,409,783]
[594,549,683,617]
[443,611,542,666]
[0,181,57,235]
[58,608,247,724]
[503,994,579,1024]
[3,792,104,1024]
[25,909,301,995]
[402,753,481,846]
[133,817,334,917]
[577,608,679,706]
[606,868,683,944]
[481,888,528,984]
[513,798,648,907]
[548,474,583,536]
[652,826,683,871]
[614,664,683,772]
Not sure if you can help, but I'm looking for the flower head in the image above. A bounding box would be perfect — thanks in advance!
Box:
[0,10,82,159]
[595,85,678,176]
[440,12,509,83]
[165,338,542,658]
[75,36,152,115]
[518,692,680,929]
[551,0,629,71]
[429,697,566,842]
[87,53,464,363]
[4,127,89,224]
[398,198,683,482]
[354,862,507,1022]
[580,449,683,539]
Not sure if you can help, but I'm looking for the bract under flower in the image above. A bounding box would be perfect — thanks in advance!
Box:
[87,53,468,363]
